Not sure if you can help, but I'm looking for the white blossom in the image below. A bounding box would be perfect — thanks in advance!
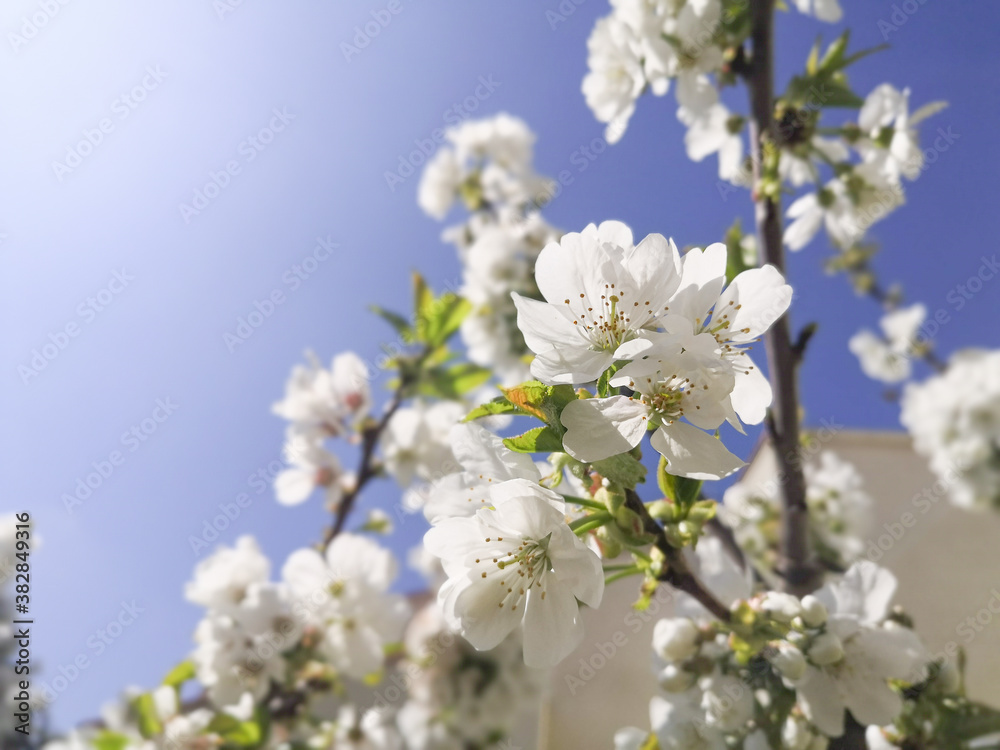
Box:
[512,220,683,385]
[901,348,1000,509]
[282,533,410,679]
[849,303,927,383]
[272,351,371,439]
[424,478,604,667]
[381,401,465,487]
[185,536,271,613]
[856,84,947,182]
[790,0,843,23]
[790,563,928,738]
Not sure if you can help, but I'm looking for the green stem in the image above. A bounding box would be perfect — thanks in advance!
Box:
[604,566,643,585]
[570,512,612,535]
[562,495,608,512]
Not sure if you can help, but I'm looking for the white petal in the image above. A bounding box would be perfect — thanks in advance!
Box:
[521,579,585,667]
[729,354,771,425]
[451,572,522,651]
[274,467,315,506]
[549,526,605,608]
[651,422,744,480]
[718,265,793,341]
[795,668,846,737]
[326,533,396,590]
[450,422,540,484]
[670,243,727,328]
[561,396,649,462]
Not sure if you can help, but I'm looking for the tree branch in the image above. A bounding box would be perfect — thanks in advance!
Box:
[745,0,822,597]
[322,386,407,548]
[624,490,731,622]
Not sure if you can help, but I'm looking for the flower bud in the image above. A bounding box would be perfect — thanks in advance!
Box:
[808,632,845,666]
[652,618,700,662]
[761,592,802,623]
[657,664,696,693]
[781,715,813,750]
[800,595,828,628]
[701,674,754,732]
[768,642,807,681]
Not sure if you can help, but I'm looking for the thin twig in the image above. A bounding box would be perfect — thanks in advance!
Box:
[322,387,407,548]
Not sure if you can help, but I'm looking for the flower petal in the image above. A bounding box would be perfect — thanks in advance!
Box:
[561,396,649,462]
[651,422,744,480]
[521,578,585,667]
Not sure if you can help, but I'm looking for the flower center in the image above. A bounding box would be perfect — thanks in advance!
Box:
[475,535,552,612]
[562,283,666,353]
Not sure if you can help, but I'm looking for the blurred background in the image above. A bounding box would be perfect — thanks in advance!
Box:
[2,0,998,732]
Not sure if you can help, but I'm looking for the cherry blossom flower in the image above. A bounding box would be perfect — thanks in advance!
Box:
[424,479,604,667]
[789,563,928,737]
[273,435,352,508]
[856,84,947,182]
[281,534,410,679]
[512,220,682,385]
[901,348,1000,509]
[849,303,927,383]
[272,351,371,439]
[421,422,541,524]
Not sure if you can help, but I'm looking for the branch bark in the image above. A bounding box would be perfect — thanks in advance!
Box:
[745,0,822,597]
[624,490,732,622]
[322,387,406,548]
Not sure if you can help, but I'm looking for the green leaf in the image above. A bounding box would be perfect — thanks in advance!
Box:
[464,396,528,421]
[723,219,751,284]
[132,693,163,739]
[418,362,492,399]
[499,381,580,436]
[503,426,564,454]
[369,305,412,339]
[422,293,472,347]
[93,731,131,750]
[656,456,702,509]
[207,714,262,746]
[592,452,647,488]
[162,659,196,688]
[412,272,433,326]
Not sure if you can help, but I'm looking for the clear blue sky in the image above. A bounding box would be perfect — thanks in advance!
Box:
[2,0,997,732]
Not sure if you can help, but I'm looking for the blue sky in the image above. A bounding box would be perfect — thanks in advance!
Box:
[2,0,998,732]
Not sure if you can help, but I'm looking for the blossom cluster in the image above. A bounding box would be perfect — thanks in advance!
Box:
[513,220,791,479]
[848,303,927,384]
[582,0,748,181]
[617,550,932,747]
[418,114,562,386]
[901,348,1000,510]
[720,450,873,572]
[271,351,372,508]
[782,84,947,253]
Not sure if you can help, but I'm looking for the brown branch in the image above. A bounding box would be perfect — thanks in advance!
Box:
[624,490,731,623]
[745,0,822,597]
[322,386,407,548]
